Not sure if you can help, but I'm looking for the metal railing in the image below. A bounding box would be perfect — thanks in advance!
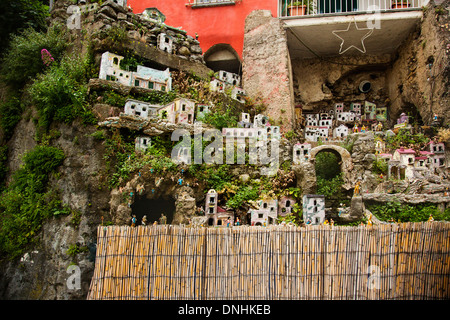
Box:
[279,0,425,17]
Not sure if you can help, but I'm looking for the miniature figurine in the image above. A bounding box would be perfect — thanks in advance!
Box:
[353,124,359,133]
[159,213,167,225]
[354,181,361,196]
[142,215,147,226]
[131,215,137,227]
[361,125,366,133]
[367,214,373,227]
[235,217,240,226]
[323,219,329,225]
[137,184,144,195]
[376,121,383,131]
[226,218,231,228]
[428,214,434,222]
[330,219,334,226]
[153,220,158,225]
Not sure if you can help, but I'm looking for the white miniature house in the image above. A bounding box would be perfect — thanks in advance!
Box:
[135,136,151,152]
[429,141,445,168]
[209,78,225,93]
[238,112,252,128]
[250,199,278,226]
[350,103,362,115]
[231,87,246,103]
[254,114,269,128]
[302,195,325,225]
[217,70,240,86]
[333,124,349,139]
[293,143,311,164]
[205,189,218,216]
[124,99,161,118]
[99,52,172,92]
[334,103,344,114]
[157,33,173,54]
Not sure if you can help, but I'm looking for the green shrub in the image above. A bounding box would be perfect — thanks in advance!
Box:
[1,24,68,88]
[0,145,65,259]
[367,201,450,222]
[28,51,92,130]
[202,107,238,130]
[0,96,23,139]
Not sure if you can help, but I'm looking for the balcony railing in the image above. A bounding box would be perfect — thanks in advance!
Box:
[279,0,425,17]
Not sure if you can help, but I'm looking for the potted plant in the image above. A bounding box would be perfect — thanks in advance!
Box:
[288,0,314,16]
[391,0,410,9]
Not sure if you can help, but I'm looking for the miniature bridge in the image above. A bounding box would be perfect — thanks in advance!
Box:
[87,222,450,300]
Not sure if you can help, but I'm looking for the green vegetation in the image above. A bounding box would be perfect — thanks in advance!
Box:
[367,201,450,222]
[0,145,66,259]
[385,128,429,150]
[0,96,23,140]
[28,50,97,131]
[1,24,68,88]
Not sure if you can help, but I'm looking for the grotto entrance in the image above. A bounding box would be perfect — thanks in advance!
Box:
[131,195,176,225]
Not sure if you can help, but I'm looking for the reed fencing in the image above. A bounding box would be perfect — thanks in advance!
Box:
[87,222,450,300]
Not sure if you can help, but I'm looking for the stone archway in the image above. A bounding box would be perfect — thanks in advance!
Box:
[310,145,353,190]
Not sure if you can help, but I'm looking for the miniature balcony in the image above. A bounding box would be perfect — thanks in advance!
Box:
[279,0,429,58]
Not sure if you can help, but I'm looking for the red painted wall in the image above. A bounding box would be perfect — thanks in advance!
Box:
[127,0,277,59]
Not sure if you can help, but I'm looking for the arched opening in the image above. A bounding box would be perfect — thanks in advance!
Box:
[204,44,242,75]
[314,150,342,181]
[131,195,175,225]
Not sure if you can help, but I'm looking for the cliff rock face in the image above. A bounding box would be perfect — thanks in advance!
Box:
[386,3,450,126]
[242,10,296,132]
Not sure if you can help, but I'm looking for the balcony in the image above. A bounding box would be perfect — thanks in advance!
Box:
[279,0,428,58]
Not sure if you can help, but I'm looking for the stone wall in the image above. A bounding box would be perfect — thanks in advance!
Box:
[50,0,205,65]
[242,10,296,132]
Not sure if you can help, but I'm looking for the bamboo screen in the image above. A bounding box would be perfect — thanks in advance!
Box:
[87,222,450,300]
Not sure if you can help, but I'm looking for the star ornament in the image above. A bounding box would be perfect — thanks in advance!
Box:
[332,19,374,54]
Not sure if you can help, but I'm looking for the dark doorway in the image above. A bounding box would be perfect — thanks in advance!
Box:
[131,195,175,225]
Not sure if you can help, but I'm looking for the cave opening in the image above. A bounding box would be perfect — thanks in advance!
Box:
[131,195,176,225]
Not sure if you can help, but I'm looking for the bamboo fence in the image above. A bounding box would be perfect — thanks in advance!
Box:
[87,222,450,300]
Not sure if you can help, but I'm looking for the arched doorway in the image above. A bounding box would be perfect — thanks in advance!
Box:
[131,194,175,225]
[310,145,353,190]
[204,44,242,75]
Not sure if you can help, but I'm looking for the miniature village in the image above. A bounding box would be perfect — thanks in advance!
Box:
[0,0,449,300]
[96,48,450,229]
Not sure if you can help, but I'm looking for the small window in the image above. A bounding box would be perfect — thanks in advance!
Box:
[263,203,268,209]
[131,105,135,109]
[135,79,140,87]
[161,86,166,92]
[142,107,147,112]
[113,57,119,65]
[209,208,214,214]
[149,82,154,89]
[286,200,291,207]
[258,213,263,219]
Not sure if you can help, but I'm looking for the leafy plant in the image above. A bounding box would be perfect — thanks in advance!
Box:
[367,201,450,222]
[0,23,68,88]
[0,145,65,259]
[0,96,23,140]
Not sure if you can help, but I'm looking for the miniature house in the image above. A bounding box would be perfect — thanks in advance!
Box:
[319,118,332,128]
[334,103,344,114]
[99,52,172,92]
[266,126,280,140]
[374,138,386,154]
[205,189,218,216]
[209,78,225,93]
[278,196,296,217]
[333,124,349,139]
[293,143,311,164]
[159,98,195,124]
[217,70,240,86]
[397,112,409,125]
[157,33,173,54]
[305,127,319,142]
[429,141,445,154]
[254,114,269,128]
[132,65,172,92]
[99,51,132,86]
[302,195,325,225]
[388,160,406,180]
[140,7,166,23]
[124,99,161,118]
[414,151,433,169]
[336,112,356,123]
[305,114,319,127]
[428,141,445,168]
[350,103,362,115]
[250,199,278,226]
[376,106,387,122]
[364,101,377,121]
[238,112,252,128]
[196,104,211,121]
[231,87,246,103]
[135,136,151,152]
[392,148,416,179]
